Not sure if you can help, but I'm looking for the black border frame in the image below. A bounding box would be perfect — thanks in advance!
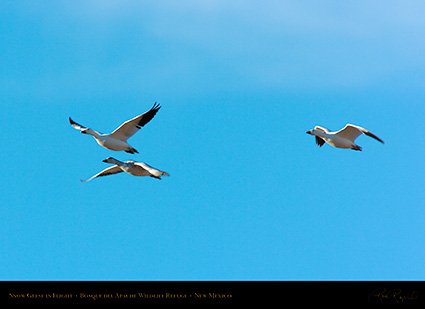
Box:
[2,281,424,305]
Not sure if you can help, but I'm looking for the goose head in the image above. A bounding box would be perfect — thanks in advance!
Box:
[102,157,116,163]
[102,157,124,165]
[81,128,95,135]
[306,129,314,135]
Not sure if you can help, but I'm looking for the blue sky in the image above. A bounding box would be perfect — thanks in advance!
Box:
[1,1,424,280]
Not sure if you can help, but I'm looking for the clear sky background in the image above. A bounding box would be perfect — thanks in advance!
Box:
[1,1,424,280]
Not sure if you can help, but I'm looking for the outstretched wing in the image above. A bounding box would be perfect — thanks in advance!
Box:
[109,103,161,141]
[335,124,384,144]
[314,126,329,147]
[80,166,123,182]
[334,124,363,142]
[69,117,88,131]
[314,126,330,133]
[359,126,385,144]
[134,162,170,178]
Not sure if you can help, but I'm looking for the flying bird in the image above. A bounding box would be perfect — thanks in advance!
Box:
[306,123,384,151]
[69,103,161,153]
[81,157,170,182]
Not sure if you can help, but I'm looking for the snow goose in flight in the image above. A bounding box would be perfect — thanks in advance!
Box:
[81,157,170,182]
[306,124,384,151]
[69,103,161,154]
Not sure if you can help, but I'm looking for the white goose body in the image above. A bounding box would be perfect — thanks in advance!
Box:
[306,124,384,151]
[311,129,355,149]
[81,157,170,182]
[70,103,161,154]
[93,133,134,152]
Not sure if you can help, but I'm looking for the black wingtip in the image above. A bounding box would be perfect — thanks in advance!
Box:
[152,102,161,111]
[135,103,162,128]
[365,131,385,144]
[315,136,325,147]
